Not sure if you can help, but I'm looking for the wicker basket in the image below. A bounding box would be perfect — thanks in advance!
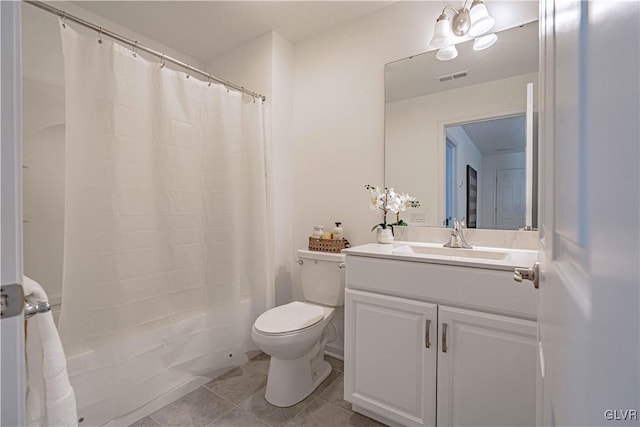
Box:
[308,237,351,253]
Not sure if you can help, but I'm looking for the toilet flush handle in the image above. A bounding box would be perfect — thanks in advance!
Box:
[297,259,303,265]
[338,263,346,270]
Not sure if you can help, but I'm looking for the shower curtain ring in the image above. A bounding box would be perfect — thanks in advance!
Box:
[185,66,190,79]
[61,12,67,28]
[97,27,103,44]
[207,74,212,87]
[160,54,166,68]
[132,41,138,58]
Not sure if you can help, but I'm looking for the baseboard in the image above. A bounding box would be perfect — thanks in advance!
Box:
[324,346,343,360]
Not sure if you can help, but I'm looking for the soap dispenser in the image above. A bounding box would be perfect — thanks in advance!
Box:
[333,222,343,240]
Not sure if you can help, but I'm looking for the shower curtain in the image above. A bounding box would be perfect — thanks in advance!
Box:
[58,23,273,425]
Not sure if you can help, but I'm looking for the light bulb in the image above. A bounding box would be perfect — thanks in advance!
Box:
[469,1,495,37]
[436,44,458,61]
[473,33,497,51]
[430,14,452,49]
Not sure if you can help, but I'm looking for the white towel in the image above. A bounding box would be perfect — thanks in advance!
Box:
[24,276,78,427]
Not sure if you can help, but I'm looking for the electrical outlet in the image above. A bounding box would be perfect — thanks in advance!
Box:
[410,211,425,223]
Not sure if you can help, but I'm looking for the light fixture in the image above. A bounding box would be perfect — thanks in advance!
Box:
[473,33,497,51]
[429,0,497,60]
[469,0,496,37]
[436,45,459,61]
[430,14,453,49]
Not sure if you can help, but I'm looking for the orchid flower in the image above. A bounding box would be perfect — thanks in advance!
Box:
[365,185,420,232]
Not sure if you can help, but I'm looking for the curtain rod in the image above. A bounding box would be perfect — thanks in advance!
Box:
[24,0,267,102]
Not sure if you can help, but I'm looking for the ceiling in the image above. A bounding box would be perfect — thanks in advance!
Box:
[71,1,395,63]
[451,115,526,156]
[386,20,539,102]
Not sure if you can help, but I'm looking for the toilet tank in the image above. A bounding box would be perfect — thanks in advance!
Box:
[297,249,346,307]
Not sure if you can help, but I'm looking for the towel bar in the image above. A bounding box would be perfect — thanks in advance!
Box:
[24,300,51,319]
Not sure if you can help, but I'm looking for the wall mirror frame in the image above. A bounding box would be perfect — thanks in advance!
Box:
[384,20,539,231]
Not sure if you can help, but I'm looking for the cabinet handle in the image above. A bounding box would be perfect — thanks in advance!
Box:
[425,319,431,349]
[442,322,448,353]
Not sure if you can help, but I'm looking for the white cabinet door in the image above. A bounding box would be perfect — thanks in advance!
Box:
[345,289,437,427]
[437,306,537,427]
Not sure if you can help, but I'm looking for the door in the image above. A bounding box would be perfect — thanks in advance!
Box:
[344,289,437,427]
[495,168,525,229]
[524,82,535,228]
[437,306,537,427]
[445,139,457,227]
[537,1,639,426]
[1,2,25,426]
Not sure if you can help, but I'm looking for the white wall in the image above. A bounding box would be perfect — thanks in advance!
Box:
[446,126,483,226]
[291,3,538,356]
[206,31,295,308]
[292,3,429,357]
[386,72,538,227]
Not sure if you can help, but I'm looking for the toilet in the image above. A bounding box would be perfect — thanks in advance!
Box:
[251,249,346,407]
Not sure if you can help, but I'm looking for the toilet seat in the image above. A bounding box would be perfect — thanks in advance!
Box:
[254,301,325,335]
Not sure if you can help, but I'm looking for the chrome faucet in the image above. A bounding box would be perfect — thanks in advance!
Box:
[444,218,473,249]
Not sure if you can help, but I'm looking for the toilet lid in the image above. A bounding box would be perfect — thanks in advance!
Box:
[254,301,325,334]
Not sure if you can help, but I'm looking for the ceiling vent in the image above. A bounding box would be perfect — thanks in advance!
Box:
[496,147,515,152]
[437,70,469,83]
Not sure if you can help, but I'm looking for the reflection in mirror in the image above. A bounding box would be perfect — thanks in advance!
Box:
[445,115,526,230]
[385,21,538,230]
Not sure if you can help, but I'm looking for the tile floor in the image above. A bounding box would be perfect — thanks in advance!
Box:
[130,353,388,427]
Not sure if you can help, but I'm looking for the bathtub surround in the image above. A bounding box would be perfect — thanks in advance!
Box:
[22,80,65,310]
[57,24,272,426]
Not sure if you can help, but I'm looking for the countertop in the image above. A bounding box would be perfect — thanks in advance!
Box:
[343,241,538,271]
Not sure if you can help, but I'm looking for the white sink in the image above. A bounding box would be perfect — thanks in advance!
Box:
[393,244,509,261]
[344,242,537,271]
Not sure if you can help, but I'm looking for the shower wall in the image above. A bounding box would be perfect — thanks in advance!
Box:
[22,79,65,317]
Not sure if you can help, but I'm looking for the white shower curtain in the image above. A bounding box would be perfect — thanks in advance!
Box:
[58,23,273,425]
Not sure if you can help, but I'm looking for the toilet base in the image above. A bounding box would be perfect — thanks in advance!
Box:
[264,354,332,407]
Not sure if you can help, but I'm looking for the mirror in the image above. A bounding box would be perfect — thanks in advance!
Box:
[385,21,538,230]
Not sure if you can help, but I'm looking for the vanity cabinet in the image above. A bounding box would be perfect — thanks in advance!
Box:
[345,289,437,427]
[436,306,537,427]
[343,251,538,427]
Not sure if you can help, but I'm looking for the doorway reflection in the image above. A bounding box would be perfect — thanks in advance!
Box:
[445,114,526,230]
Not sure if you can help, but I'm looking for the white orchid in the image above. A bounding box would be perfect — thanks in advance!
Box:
[367,185,383,211]
[398,193,419,212]
[364,185,420,231]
